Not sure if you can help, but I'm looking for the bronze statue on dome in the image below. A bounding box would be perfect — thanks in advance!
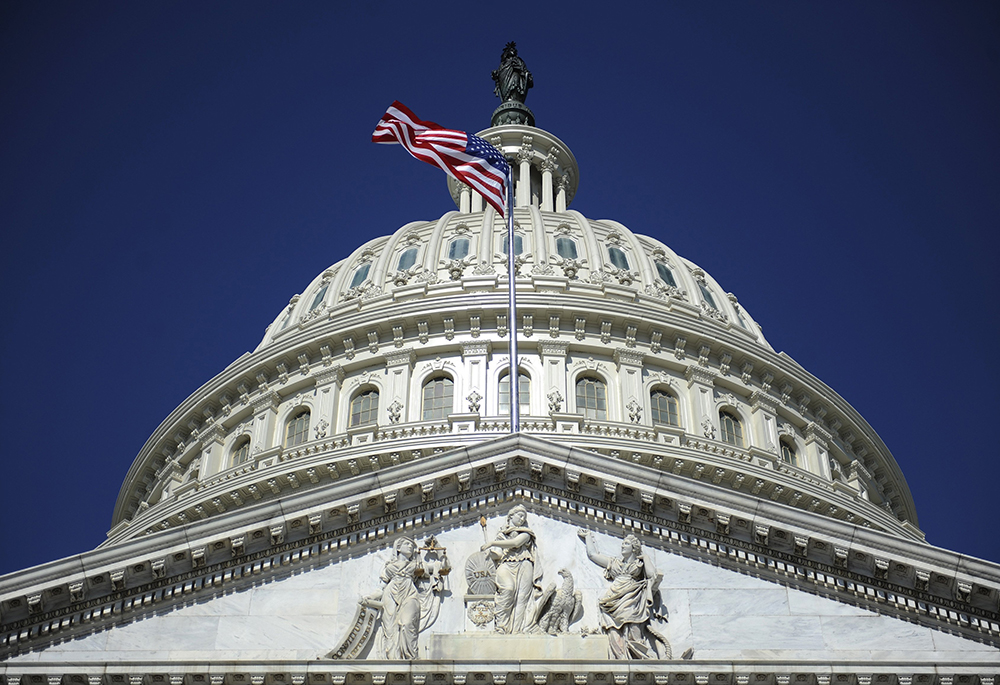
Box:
[492,42,533,104]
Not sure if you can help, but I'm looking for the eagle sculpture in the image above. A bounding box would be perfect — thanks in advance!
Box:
[530,568,583,634]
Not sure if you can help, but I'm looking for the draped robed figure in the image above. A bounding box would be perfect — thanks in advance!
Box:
[481,505,543,633]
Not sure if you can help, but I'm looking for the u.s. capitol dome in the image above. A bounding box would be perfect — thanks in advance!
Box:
[107,119,919,544]
[3,52,998,677]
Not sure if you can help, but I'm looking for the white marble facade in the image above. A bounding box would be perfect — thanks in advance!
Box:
[10,513,997,664]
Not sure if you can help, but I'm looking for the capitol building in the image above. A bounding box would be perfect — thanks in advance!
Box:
[1,49,997,684]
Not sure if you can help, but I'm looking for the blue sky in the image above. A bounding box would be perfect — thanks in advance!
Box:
[1,2,998,575]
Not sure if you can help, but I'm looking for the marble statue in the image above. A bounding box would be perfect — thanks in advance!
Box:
[360,536,448,659]
[481,505,542,633]
[578,529,672,659]
[530,568,582,634]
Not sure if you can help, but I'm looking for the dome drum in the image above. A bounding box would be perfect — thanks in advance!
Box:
[109,276,918,548]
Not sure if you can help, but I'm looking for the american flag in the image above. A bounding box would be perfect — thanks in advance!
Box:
[373,101,511,217]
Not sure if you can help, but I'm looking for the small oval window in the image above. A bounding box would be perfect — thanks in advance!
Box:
[309,284,329,311]
[349,263,371,289]
[556,237,577,259]
[448,238,470,260]
[500,234,524,255]
[608,246,629,270]
[397,248,418,271]
[698,282,718,310]
[655,262,676,288]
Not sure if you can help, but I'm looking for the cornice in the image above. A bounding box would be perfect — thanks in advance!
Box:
[110,416,911,550]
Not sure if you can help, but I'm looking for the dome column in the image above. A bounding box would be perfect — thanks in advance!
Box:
[538,340,569,417]
[384,350,415,424]
[540,156,555,212]
[458,184,472,214]
[313,365,345,437]
[556,176,569,213]
[804,422,835,480]
[516,136,533,208]
[249,392,281,455]
[685,365,719,440]
[749,391,781,456]
[198,424,227,479]
[614,348,646,423]
[460,341,491,415]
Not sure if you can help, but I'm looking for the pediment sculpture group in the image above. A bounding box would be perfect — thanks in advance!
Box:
[349,506,673,661]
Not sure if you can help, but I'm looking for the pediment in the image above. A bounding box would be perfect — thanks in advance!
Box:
[4,506,997,667]
[2,435,999,676]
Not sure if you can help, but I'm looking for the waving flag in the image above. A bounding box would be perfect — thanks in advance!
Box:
[373,101,510,217]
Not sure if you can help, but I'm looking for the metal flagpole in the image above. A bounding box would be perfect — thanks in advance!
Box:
[506,168,519,433]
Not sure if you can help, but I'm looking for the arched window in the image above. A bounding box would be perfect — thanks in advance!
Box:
[655,262,677,288]
[309,284,329,311]
[500,234,524,255]
[397,248,418,271]
[608,246,629,270]
[350,388,379,427]
[555,237,578,259]
[231,436,251,466]
[422,376,454,420]
[447,238,470,260]
[780,439,797,466]
[499,371,530,415]
[650,390,679,427]
[719,410,743,447]
[349,263,371,289]
[698,282,718,310]
[734,307,749,330]
[285,409,310,447]
[576,376,607,420]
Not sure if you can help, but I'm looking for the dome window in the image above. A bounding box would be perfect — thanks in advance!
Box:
[397,248,418,271]
[555,237,577,260]
[309,284,329,311]
[285,409,311,448]
[780,439,797,467]
[500,234,524,255]
[719,410,743,447]
[698,283,718,310]
[231,436,251,466]
[650,390,679,427]
[499,371,530,415]
[655,262,677,288]
[608,246,629,270]
[576,376,607,420]
[422,376,454,420]
[447,238,470,260]
[349,263,371,289]
[350,388,379,427]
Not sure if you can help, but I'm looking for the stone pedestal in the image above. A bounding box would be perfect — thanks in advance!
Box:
[426,633,609,660]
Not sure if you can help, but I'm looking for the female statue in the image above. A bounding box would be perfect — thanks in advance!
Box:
[578,529,671,659]
[481,504,542,633]
[491,42,533,104]
[361,536,445,659]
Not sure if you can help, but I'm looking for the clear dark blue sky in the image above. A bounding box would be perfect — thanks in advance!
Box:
[2,2,998,575]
